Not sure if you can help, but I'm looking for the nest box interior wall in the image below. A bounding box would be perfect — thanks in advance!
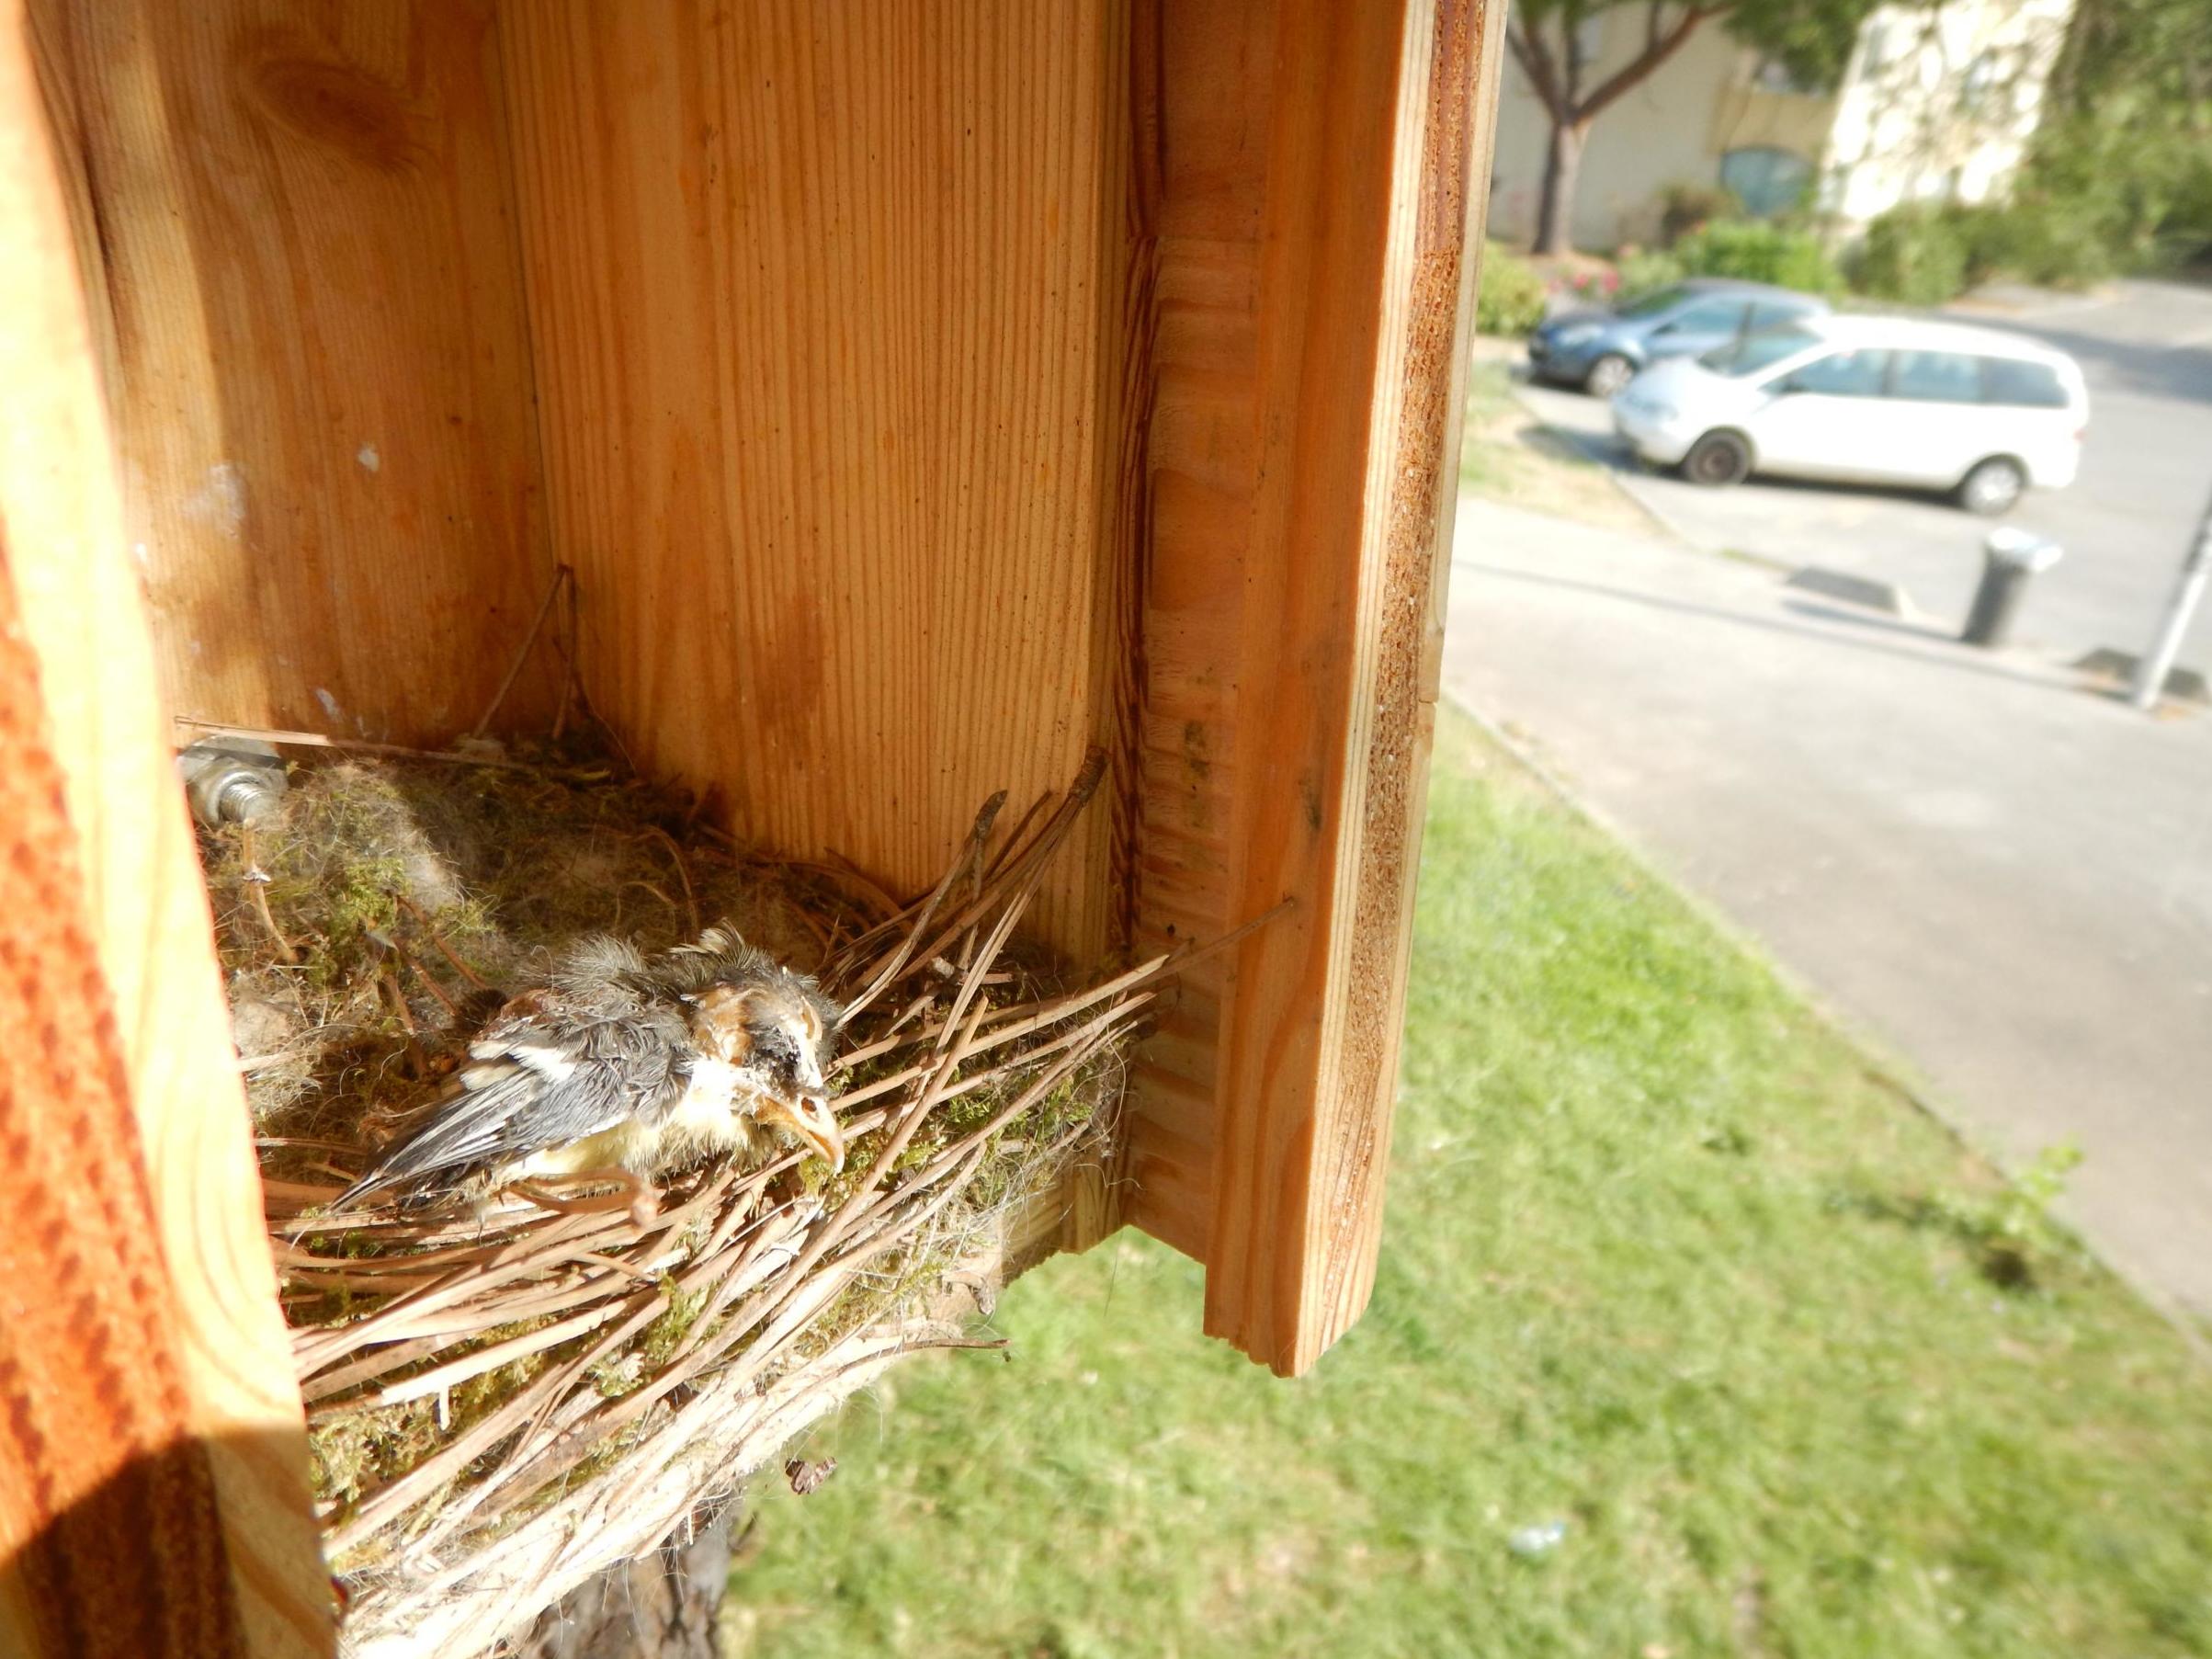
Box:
[499,5,1131,962]
[33,2,560,741]
[34,0,1129,960]
[28,0,1502,1381]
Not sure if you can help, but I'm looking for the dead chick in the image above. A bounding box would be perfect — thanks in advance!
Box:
[333,926,843,1211]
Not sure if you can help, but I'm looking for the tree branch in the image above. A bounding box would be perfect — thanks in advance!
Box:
[1508,17,1571,122]
[1576,3,1719,119]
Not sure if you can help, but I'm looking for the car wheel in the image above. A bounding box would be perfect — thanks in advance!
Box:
[1583,354,1634,398]
[1681,430,1753,488]
[1957,456,2026,516]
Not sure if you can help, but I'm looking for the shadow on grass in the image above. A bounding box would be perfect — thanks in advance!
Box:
[1823,1181,2079,1292]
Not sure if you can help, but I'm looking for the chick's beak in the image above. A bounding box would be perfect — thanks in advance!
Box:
[765,1093,845,1175]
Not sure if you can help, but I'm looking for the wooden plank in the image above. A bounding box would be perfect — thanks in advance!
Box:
[0,8,332,1651]
[496,0,1134,960]
[34,0,555,746]
[1126,0,1502,1371]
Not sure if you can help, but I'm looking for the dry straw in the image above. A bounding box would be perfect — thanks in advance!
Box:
[210,744,1222,1657]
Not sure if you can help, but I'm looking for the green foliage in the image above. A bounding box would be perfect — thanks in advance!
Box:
[1658,180,1741,246]
[1852,204,1971,305]
[1475,243,1548,336]
[2017,0,2212,273]
[1672,220,1843,295]
[1961,193,2121,291]
[1852,191,2130,304]
[722,715,2212,1659]
[1719,0,1882,91]
[1615,247,1687,303]
[2019,108,2209,277]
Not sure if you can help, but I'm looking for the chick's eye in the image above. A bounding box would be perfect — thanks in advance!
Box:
[750,1028,800,1074]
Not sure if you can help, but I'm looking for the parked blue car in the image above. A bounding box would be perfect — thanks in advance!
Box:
[1526,278,1832,398]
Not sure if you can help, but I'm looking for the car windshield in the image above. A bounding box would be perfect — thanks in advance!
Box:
[1617,286,1689,320]
[1699,325,1821,377]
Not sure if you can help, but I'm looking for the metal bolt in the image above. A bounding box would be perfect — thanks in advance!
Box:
[177,739,288,828]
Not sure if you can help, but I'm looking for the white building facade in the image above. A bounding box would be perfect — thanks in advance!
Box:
[1488,0,2078,252]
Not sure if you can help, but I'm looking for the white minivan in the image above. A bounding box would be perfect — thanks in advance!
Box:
[1610,314,2088,514]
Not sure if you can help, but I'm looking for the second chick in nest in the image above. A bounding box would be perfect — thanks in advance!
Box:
[335,926,844,1211]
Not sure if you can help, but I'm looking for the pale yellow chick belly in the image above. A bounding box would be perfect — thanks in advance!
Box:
[503,1064,767,1183]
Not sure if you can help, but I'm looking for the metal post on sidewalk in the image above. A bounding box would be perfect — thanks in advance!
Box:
[2130,487,2212,710]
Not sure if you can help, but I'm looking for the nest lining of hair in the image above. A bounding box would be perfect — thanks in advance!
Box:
[199,741,1164,1658]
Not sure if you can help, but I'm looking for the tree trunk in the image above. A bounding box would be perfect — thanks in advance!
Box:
[1535,117,1586,255]
[512,1506,737,1659]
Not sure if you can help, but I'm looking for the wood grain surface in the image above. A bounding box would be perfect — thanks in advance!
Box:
[1123,0,1501,1372]
[17,0,1500,1400]
[0,7,332,1650]
[498,0,1132,960]
[33,0,556,745]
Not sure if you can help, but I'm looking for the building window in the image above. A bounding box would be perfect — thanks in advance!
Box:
[1719,147,1814,219]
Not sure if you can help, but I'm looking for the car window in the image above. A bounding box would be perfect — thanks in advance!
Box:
[1618,286,1689,319]
[1889,349,1983,403]
[1700,325,1821,378]
[1667,299,1751,334]
[1749,300,1806,331]
[1981,357,2070,408]
[1785,348,1889,396]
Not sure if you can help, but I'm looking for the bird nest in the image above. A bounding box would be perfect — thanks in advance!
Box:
[199,740,1185,1658]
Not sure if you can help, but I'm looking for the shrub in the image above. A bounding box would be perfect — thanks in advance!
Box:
[1475,243,1548,335]
[1658,181,1741,246]
[1615,248,1686,303]
[1959,198,2119,291]
[1854,197,2122,301]
[1671,220,1843,296]
[1852,204,1970,305]
[2019,108,2212,277]
[1936,202,2013,290]
[1553,265,1622,306]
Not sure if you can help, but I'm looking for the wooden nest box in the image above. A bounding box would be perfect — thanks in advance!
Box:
[0,1,1503,1653]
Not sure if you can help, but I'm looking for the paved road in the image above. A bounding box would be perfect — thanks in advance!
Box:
[1517,279,2212,669]
[1444,494,2212,1324]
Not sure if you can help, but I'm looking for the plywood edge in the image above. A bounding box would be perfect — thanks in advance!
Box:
[1200,0,1502,1375]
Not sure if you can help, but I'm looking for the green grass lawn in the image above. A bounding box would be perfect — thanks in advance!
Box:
[722,710,2212,1659]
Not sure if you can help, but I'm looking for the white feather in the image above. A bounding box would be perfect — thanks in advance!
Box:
[506,1042,578,1084]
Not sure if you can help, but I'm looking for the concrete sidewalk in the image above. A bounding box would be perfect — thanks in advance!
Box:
[1442,494,2212,1322]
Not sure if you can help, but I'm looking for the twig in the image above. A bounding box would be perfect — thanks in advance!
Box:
[380,933,460,1020]
[474,564,571,738]
[238,822,298,964]
[173,717,542,772]
[642,826,701,937]
[391,891,490,989]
